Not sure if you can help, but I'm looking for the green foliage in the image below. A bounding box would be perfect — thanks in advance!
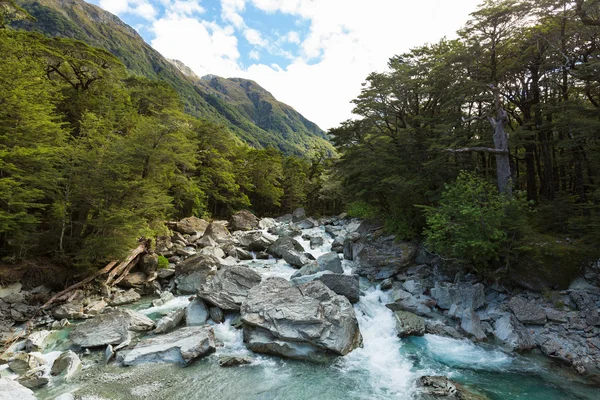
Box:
[421,172,530,268]
[157,255,169,269]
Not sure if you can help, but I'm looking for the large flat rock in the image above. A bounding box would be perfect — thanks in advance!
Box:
[123,326,215,366]
[198,265,262,310]
[70,309,154,348]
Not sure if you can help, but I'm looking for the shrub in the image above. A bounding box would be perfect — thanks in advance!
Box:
[157,255,169,269]
[420,171,529,269]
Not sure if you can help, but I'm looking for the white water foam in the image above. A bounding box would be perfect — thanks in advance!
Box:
[139,296,190,316]
[422,334,513,371]
[340,287,417,399]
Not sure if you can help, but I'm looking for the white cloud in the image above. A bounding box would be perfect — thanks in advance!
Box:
[284,31,300,44]
[150,0,483,129]
[249,50,260,60]
[99,0,158,21]
[151,15,241,78]
[244,28,269,47]
[170,1,205,16]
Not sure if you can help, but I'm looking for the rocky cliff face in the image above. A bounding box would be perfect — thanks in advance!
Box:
[12,0,332,156]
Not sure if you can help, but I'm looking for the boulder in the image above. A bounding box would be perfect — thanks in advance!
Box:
[209,306,224,323]
[17,366,48,389]
[52,302,85,320]
[198,265,262,310]
[315,273,360,304]
[198,246,226,259]
[316,252,344,274]
[123,326,216,366]
[460,308,487,341]
[70,309,154,348]
[331,236,345,253]
[186,298,209,326]
[352,236,417,279]
[24,330,51,352]
[296,218,318,230]
[431,282,486,311]
[236,231,275,251]
[195,235,218,249]
[152,291,175,307]
[386,287,433,316]
[154,308,186,334]
[109,289,141,306]
[258,218,276,230]
[50,350,81,379]
[393,311,425,337]
[570,290,596,311]
[170,216,209,235]
[8,352,45,375]
[493,313,535,351]
[117,272,147,289]
[417,376,488,400]
[230,210,260,231]
[218,355,252,367]
[174,254,221,294]
[269,223,301,238]
[507,297,547,325]
[292,207,306,222]
[267,237,310,267]
[0,378,37,400]
[241,278,362,360]
[309,236,324,249]
[204,222,232,242]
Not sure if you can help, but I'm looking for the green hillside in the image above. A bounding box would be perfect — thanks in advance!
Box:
[12,0,332,156]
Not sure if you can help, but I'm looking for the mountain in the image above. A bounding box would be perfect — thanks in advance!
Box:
[11,0,332,156]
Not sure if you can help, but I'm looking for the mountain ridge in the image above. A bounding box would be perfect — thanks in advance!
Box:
[12,0,332,156]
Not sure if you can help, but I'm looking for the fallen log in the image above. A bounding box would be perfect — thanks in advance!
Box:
[105,243,146,286]
[40,260,118,310]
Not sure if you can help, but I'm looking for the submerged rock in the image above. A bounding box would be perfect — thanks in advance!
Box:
[70,309,154,348]
[417,376,488,399]
[241,278,362,360]
[218,355,252,367]
[123,326,216,366]
[198,265,262,310]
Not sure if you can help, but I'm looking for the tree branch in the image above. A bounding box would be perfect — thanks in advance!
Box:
[445,147,509,155]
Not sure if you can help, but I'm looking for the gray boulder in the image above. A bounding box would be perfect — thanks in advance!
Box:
[70,309,154,348]
[393,311,425,337]
[309,236,324,249]
[17,366,48,389]
[174,254,221,294]
[269,223,302,238]
[292,207,306,222]
[198,246,226,259]
[431,282,486,310]
[123,326,216,366]
[186,298,209,325]
[296,218,317,229]
[460,308,487,341]
[8,352,45,375]
[236,231,275,251]
[204,222,232,242]
[352,236,417,279]
[290,272,360,304]
[493,313,535,351]
[230,210,260,231]
[108,289,141,306]
[0,378,37,400]
[198,265,262,310]
[50,350,81,379]
[170,216,209,235]
[386,286,433,316]
[209,306,224,323]
[241,278,362,360]
[154,308,185,334]
[417,376,487,399]
[316,252,344,274]
[52,302,85,320]
[508,297,547,325]
[570,290,596,311]
[258,218,276,230]
[219,355,252,367]
[267,237,310,267]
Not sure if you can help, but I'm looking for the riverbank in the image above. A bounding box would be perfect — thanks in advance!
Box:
[1,209,599,399]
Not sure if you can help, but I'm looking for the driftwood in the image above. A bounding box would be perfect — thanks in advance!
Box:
[105,243,146,286]
[40,260,118,310]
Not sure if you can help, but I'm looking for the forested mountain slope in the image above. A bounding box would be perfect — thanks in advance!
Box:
[12,0,331,156]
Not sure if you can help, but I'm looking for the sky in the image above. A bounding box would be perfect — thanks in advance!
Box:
[88,0,482,130]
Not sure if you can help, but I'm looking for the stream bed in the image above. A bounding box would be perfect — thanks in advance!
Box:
[8,226,600,400]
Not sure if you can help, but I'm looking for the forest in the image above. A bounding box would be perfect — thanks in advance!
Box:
[0,2,341,267]
[333,0,600,279]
